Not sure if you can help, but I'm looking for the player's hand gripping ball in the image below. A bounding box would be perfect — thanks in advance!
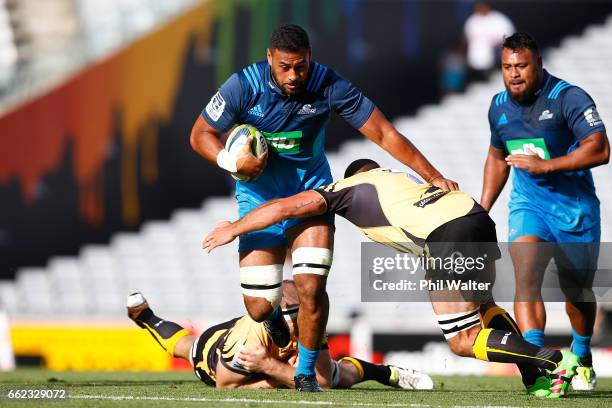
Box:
[225,124,268,181]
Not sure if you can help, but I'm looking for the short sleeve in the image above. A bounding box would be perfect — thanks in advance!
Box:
[246,322,271,351]
[488,103,504,150]
[201,73,243,132]
[561,87,606,141]
[315,182,354,217]
[329,72,375,129]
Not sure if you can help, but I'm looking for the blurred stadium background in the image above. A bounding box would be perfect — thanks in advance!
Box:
[0,0,612,378]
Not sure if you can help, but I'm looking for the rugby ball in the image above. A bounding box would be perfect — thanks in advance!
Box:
[225,124,268,181]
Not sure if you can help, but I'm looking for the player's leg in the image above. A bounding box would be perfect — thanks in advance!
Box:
[286,217,334,392]
[511,234,551,348]
[126,292,195,360]
[508,209,554,348]
[239,246,288,346]
[555,234,600,391]
[431,297,579,398]
[334,356,433,390]
[235,189,291,346]
[480,302,550,396]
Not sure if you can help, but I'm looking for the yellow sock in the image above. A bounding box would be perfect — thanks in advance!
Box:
[142,323,190,356]
[338,356,365,381]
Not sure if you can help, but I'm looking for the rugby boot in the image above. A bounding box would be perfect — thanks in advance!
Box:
[570,348,597,391]
[525,374,551,398]
[294,374,324,392]
[571,365,597,391]
[263,309,291,348]
[389,366,434,390]
[126,291,150,328]
[547,350,579,398]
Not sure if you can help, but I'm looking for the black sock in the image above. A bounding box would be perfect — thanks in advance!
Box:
[483,306,543,386]
[474,328,563,372]
[340,357,392,385]
[136,308,189,355]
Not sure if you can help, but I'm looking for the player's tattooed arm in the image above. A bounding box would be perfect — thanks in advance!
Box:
[203,190,327,252]
[358,107,459,191]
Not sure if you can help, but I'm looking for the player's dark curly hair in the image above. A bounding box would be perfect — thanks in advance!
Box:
[344,159,380,178]
[269,24,310,53]
[502,32,540,56]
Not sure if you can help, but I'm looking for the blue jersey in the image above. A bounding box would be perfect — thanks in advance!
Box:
[489,70,606,232]
[202,60,375,251]
[202,60,375,197]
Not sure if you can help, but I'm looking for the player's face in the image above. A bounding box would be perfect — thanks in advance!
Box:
[267,48,311,96]
[501,47,543,104]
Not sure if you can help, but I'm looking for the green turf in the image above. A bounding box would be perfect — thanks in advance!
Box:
[0,368,610,407]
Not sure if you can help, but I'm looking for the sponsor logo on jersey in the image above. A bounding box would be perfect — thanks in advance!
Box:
[497,113,508,126]
[538,110,554,121]
[298,104,317,115]
[261,130,303,154]
[205,92,225,122]
[248,104,265,118]
[413,187,447,208]
[505,138,550,160]
[584,107,603,127]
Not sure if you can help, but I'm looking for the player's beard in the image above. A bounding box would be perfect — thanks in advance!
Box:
[507,73,543,105]
[507,85,537,105]
[282,80,305,96]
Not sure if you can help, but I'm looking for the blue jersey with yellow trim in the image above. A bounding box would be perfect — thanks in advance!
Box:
[202,60,375,196]
[488,70,606,231]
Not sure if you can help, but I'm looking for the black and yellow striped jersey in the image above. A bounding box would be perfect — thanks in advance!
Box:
[316,168,485,255]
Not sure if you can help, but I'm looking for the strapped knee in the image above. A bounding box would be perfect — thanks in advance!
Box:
[292,247,333,276]
[239,264,283,307]
[436,308,481,340]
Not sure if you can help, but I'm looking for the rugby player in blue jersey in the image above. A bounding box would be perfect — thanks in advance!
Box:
[481,32,609,391]
[190,24,457,392]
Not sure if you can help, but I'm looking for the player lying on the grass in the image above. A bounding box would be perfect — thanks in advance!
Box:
[126,280,433,390]
[204,159,581,399]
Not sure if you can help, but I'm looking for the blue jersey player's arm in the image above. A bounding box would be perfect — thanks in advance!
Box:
[506,87,609,174]
[190,74,267,178]
[481,101,510,212]
[329,73,459,192]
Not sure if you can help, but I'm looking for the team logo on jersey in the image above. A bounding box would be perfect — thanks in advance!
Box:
[205,92,225,122]
[261,130,302,154]
[584,107,602,127]
[538,110,554,121]
[297,104,317,115]
[505,138,550,160]
[497,113,508,126]
[248,104,265,118]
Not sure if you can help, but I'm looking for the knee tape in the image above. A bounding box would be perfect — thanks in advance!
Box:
[436,308,481,339]
[330,359,341,388]
[292,247,333,276]
[239,264,283,307]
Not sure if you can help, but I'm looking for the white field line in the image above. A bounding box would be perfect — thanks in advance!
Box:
[72,394,520,408]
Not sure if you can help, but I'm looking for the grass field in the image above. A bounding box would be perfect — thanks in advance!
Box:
[1,369,611,407]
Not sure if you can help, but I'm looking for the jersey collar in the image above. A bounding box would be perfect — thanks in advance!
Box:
[539,69,553,97]
[264,64,285,96]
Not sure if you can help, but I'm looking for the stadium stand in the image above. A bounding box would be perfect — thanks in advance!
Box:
[0,0,197,113]
[1,15,612,343]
